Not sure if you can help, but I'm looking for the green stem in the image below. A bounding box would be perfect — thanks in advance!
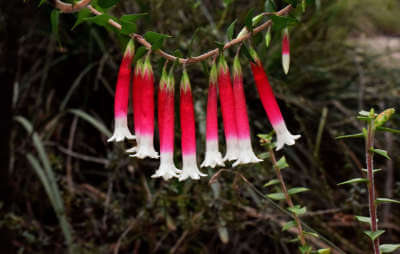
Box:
[366,120,380,254]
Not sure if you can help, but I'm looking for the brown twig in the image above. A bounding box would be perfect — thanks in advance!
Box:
[54,0,292,64]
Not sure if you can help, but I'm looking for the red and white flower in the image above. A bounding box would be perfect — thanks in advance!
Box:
[249,48,300,151]
[282,28,290,75]
[179,70,206,181]
[108,39,136,142]
[201,63,225,168]
[129,56,159,159]
[152,70,181,180]
[218,56,239,161]
[232,55,262,167]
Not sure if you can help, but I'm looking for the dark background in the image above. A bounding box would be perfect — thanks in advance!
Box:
[1,0,400,253]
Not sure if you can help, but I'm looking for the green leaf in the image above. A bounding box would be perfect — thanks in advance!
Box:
[264,0,277,12]
[370,148,391,160]
[120,13,148,23]
[299,245,312,254]
[362,168,382,174]
[355,216,378,225]
[144,31,171,51]
[304,231,319,238]
[258,152,270,159]
[267,192,286,200]
[288,205,306,215]
[288,187,309,195]
[276,156,289,170]
[337,178,368,186]
[335,133,364,139]
[282,220,296,231]
[98,0,120,9]
[50,10,60,42]
[380,244,400,253]
[264,179,280,187]
[376,127,400,134]
[133,46,148,64]
[358,110,370,116]
[120,20,137,35]
[270,15,298,31]
[364,230,385,241]
[84,14,112,27]
[376,198,400,205]
[317,248,331,254]
[226,19,237,41]
[265,27,272,48]
[283,0,298,8]
[245,8,255,33]
[72,8,91,30]
[39,0,47,7]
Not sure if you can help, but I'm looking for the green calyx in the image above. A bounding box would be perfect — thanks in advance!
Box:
[135,58,144,76]
[375,108,395,127]
[209,63,217,85]
[143,55,153,76]
[167,71,175,91]
[159,66,168,90]
[218,55,228,74]
[180,69,191,91]
[233,55,242,78]
[124,39,135,57]
[248,46,260,65]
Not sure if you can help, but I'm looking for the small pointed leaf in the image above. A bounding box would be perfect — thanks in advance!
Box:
[337,178,368,186]
[226,19,237,41]
[376,198,400,205]
[288,205,306,215]
[371,148,391,160]
[276,156,289,170]
[380,244,400,253]
[364,230,385,241]
[267,192,286,200]
[288,187,309,195]
[264,179,280,187]
[336,133,364,139]
[282,220,296,231]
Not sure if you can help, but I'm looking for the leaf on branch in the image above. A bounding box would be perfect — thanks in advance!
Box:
[120,21,137,35]
[376,126,400,134]
[380,244,400,253]
[267,192,286,200]
[98,0,120,9]
[370,148,391,160]
[144,31,171,51]
[270,15,298,31]
[276,156,289,170]
[337,178,368,186]
[355,216,377,225]
[287,187,309,195]
[263,179,280,187]
[375,198,400,205]
[265,27,272,48]
[335,133,364,139]
[84,14,113,27]
[245,8,255,33]
[120,13,148,23]
[364,230,385,241]
[226,19,237,41]
[317,248,331,254]
[264,0,277,12]
[133,46,148,64]
[362,168,382,174]
[288,205,306,215]
[358,110,370,116]
[72,9,91,30]
[304,231,319,238]
[282,220,296,231]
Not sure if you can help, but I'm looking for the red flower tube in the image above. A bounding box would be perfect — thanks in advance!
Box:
[200,62,225,168]
[108,39,135,142]
[179,70,206,181]
[152,70,181,180]
[218,56,239,161]
[249,48,300,150]
[232,55,262,166]
[282,28,290,75]
[129,56,159,159]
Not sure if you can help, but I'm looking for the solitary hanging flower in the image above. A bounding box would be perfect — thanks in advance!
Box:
[282,28,290,75]
[179,69,206,181]
[129,56,159,159]
[152,70,181,180]
[232,55,262,167]
[249,48,300,150]
[108,39,136,142]
[218,56,239,161]
[201,63,225,168]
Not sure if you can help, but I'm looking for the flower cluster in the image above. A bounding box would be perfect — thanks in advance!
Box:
[108,39,300,181]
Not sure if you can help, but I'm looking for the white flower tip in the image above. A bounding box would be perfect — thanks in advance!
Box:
[222,138,239,162]
[179,155,207,181]
[107,132,135,143]
[232,139,263,167]
[129,151,159,159]
[200,152,225,168]
[275,133,301,151]
[282,54,290,75]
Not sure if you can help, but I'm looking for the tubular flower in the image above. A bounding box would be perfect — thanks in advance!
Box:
[218,56,239,161]
[108,39,136,142]
[249,49,300,151]
[200,63,225,168]
[179,70,206,181]
[129,56,159,159]
[152,71,181,180]
[232,56,262,167]
[282,28,290,75]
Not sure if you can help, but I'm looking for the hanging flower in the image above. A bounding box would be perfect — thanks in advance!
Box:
[129,56,159,159]
[218,56,239,161]
[249,48,300,151]
[232,55,262,167]
[152,70,181,180]
[108,39,136,142]
[179,69,206,181]
[200,62,225,168]
[282,28,290,75]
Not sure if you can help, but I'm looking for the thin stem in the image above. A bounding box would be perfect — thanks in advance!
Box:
[54,0,292,64]
[268,147,307,247]
[366,120,381,254]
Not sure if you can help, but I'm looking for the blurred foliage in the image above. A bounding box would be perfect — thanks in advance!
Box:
[1,0,400,253]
